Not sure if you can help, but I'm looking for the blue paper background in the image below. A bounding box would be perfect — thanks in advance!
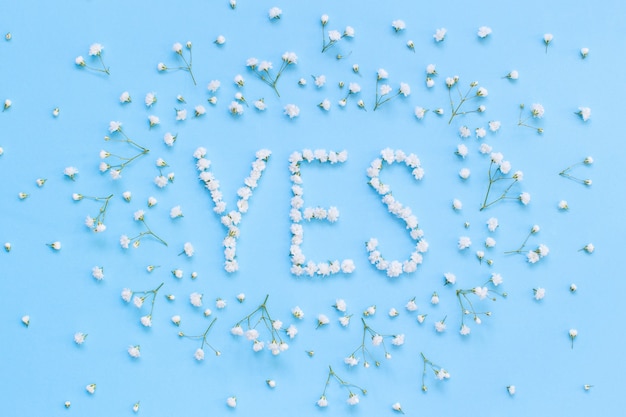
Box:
[1,0,624,415]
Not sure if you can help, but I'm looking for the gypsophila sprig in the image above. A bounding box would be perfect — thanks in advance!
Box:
[320,15,354,53]
[447,78,488,124]
[179,318,220,360]
[505,225,549,263]
[317,365,367,408]
[480,152,526,210]
[231,294,290,355]
[246,52,297,97]
[372,70,410,111]
[74,193,113,233]
[158,42,196,85]
[75,43,110,75]
[102,121,150,180]
[455,275,506,333]
[518,103,545,133]
[120,212,167,249]
[121,282,164,326]
[420,353,450,392]
[569,328,578,349]
[559,156,593,186]
[344,318,403,369]
[543,33,553,53]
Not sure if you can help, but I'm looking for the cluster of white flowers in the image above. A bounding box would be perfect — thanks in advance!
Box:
[527,243,549,263]
[321,15,355,53]
[366,149,427,277]
[75,43,109,75]
[231,295,292,355]
[288,149,355,277]
[195,147,271,273]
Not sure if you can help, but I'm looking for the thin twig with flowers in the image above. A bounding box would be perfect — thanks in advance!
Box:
[320,15,354,53]
[559,156,593,186]
[504,225,549,264]
[75,43,109,75]
[101,121,149,180]
[455,275,506,334]
[231,294,289,355]
[480,153,525,211]
[246,52,297,97]
[344,318,403,368]
[446,78,487,124]
[158,42,196,86]
[120,211,168,249]
[372,69,410,111]
[420,353,450,392]
[121,282,164,327]
[518,103,545,133]
[317,365,367,407]
[73,193,113,232]
[179,317,221,360]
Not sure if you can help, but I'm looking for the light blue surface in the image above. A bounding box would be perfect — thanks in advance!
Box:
[0,0,624,415]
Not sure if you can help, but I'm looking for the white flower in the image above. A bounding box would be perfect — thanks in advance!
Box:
[176,109,187,121]
[190,292,203,307]
[392,334,405,345]
[344,356,359,366]
[433,27,447,42]
[215,35,225,45]
[334,299,347,312]
[48,241,62,251]
[506,70,519,80]
[171,315,181,326]
[145,92,157,107]
[347,393,359,405]
[170,205,183,219]
[530,103,545,118]
[216,298,226,309]
[86,384,96,394]
[119,91,131,103]
[452,199,462,210]
[474,286,489,299]
[435,320,446,332]
[583,243,595,253]
[348,82,361,94]
[291,306,304,319]
[485,237,496,248]
[577,107,591,122]
[317,314,330,327]
[527,251,540,263]
[460,324,471,335]
[317,396,328,407]
[268,6,282,19]
[534,287,546,300]
[444,272,456,285]
[286,324,298,338]
[64,166,78,180]
[414,106,427,119]
[458,236,471,250]
[543,33,553,46]
[459,168,471,179]
[74,332,87,345]
[140,315,152,327]
[399,83,411,96]
[488,120,501,132]
[391,20,406,32]
[92,266,104,280]
[183,242,194,257]
[207,80,221,93]
[580,47,589,58]
[507,385,516,395]
[89,43,103,56]
[226,396,237,408]
[128,345,141,358]
[195,105,206,117]
[477,26,492,38]
[519,192,531,205]
[431,292,439,305]
[193,348,205,361]
[284,104,300,119]
[148,115,160,127]
[254,99,266,111]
